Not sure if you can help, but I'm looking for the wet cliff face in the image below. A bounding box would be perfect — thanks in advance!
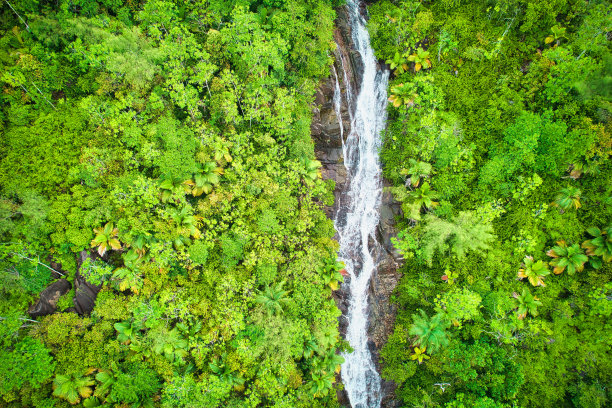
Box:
[311,8,403,407]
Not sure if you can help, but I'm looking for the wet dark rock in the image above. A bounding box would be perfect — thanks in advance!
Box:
[313,5,403,408]
[47,257,68,280]
[28,279,71,317]
[336,377,351,407]
[381,382,401,408]
[73,250,103,315]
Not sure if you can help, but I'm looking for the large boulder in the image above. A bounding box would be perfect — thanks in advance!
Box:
[27,279,72,317]
[73,250,103,315]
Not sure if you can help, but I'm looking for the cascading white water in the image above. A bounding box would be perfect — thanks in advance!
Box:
[332,66,345,143]
[334,0,389,407]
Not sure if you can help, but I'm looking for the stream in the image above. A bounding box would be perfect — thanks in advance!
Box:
[333,0,390,407]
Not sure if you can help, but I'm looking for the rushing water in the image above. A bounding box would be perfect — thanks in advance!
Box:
[332,65,345,142]
[334,0,389,407]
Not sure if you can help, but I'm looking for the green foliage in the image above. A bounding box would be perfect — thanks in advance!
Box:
[388,82,416,107]
[386,52,410,76]
[513,288,542,319]
[517,255,551,287]
[435,287,482,327]
[256,281,290,316]
[0,250,53,295]
[407,47,432,71]
[409,310,450,353]
[420,211,495,265]
[316,256,345,291]
[0,0,343,405]
[1,0,608,406]
[187,240,209,266]
[582,226,612,265]
[209,354,245,390]
[299,157,322,182]
[184,162,222,197]
[91,222,121,257]
[553,186,582,210]
[52,373,95,405]
[410,346,430,364]
[114,320,141,344]
[107,366,160,407]
[80,258,113,286]
[546,241,588,275]
[373,1,612,406]
[400,159,433,188]
[220,232,247,271]
[152,327,188,365]
[480,112,588,195]
[0,337,55,396]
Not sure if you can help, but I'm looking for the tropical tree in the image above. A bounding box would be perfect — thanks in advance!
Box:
[127,338,153,361]
[209,354,245,390]
[441,269,458,285]
[125,232,152,258]
[385,51,409,75]
[299,157,321,182]
[518,256,551,286]
[407,47,432,71]
[553,186,582,210]
[409,181,439,210]
[410,346,430,364]
[303,337,322,359]
[112,267,144,294]
[388,83,417,108]
[322,268,344,291]
[513,289,542,319]
[169,206,201,239]
[323,351,345,374]
[184,162,222,196]
[159,174,188,203]
[256,281,290,316]
[316,257,345,290]
[306,370,335,398]
[82,397,102,408]
[567,158,599,180]
[436,288,482,327]
[409,310,449,353]
[79,258,113,286]
[582,226,612,268]
[91,222,121,257]
[52,373,95,405]
[94,370,115,399]
[401,159,432,187]
[545,24,567,45]
[152,327,188,365]
[176,320,203,346]
[114,320,142,344]
[104,366,160,408]
[546,241,588,275]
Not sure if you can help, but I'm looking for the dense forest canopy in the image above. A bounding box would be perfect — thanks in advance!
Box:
[370,0,611,407]
[1,1,346,407]
[0,0,610,407]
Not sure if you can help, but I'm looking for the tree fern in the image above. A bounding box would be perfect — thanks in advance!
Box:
[420,211,495,266]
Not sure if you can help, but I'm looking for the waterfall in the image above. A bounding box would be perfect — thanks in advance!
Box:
[334,0,389,407]
[332,65,345,143]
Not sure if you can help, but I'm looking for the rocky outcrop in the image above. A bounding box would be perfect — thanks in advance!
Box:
[28,279,72,317]
[313,5,403,407]
[370,181,403,408]
[73,250,103,315]
[26,252,103,317]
